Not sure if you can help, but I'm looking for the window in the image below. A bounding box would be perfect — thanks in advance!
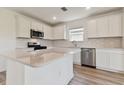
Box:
[68,28,84,41]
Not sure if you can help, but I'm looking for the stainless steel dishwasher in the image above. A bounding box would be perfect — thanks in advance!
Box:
[81,48,96,68]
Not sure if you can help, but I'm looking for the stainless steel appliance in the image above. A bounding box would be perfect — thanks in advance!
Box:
[27,42,47,51]
[81,48,96,67]
[30,29,44,39]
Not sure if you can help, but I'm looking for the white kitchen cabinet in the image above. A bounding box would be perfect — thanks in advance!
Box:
[96,49,124,72]
[31,20,43,32]
[108,13,122,37]
[87,19,97,38]
[109,53,124,71]
[43,24,53,39]
[96,16,109,37]
[73,51,81,65]
[16,15,31,38]
[53,25,66,39]
[87,13,122,38]
[96,50,110,69]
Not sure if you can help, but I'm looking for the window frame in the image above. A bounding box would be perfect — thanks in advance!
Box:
[68,27,84,41]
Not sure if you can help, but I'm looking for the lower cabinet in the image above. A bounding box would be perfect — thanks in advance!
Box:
[96,50,110,69]
[96,49,124,72]
[109,53,124,71]
[73,51,81,65]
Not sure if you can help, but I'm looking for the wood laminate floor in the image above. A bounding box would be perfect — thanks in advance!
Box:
[0,71,6,85]
[0,65,124,85]
[69,65,124,85]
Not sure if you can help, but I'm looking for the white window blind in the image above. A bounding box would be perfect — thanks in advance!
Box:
[69,28,84,41]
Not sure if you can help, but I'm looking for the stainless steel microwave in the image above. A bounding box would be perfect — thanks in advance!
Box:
[30,29,44,39]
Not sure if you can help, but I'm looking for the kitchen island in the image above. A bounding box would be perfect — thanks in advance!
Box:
[0,49,74,85]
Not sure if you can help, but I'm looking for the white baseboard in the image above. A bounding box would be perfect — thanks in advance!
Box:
[96,67,124,74]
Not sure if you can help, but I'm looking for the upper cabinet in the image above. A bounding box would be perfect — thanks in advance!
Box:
[97,16,109,37]
[108,13,122,37]
[16,15,31,38]
[53,25,67,40]
[87,13,122,38]
[16,15,43,38]
[31,20,43,32]
[43,24,53,40]
[87,19,97,37]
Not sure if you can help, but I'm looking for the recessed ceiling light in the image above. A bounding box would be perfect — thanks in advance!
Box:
[53,16,57,20]
[86,7,91,10]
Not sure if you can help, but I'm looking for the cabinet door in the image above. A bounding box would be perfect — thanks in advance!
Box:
[96,16,109,37]
[96,50,110,69]
[31,21,42,32]
[73,52,81,65]
[109,53,124,71]
[53,25,66,39]
[108,13,122,37]
[31,20,37,30]
[36,22,42,32]
[43,24,53,39]
[16,16,30,38]
[87,19,97,38]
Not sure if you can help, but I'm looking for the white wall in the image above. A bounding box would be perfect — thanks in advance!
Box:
[0,9,16,52]
[0,8,16,72]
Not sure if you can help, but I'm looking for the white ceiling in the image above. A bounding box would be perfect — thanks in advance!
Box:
[7,7,119,25]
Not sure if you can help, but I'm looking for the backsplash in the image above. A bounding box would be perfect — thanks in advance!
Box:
[16,38,53,48]
[16,37,122,48]
[53,37,122,48]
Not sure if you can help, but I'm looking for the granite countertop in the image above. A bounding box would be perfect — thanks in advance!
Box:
[0,48,76,67]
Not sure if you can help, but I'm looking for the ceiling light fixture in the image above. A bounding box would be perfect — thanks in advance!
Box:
[53,16,57,20]
[86,7,91,10]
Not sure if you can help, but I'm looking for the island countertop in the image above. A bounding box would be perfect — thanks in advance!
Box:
[0,48,75,67]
